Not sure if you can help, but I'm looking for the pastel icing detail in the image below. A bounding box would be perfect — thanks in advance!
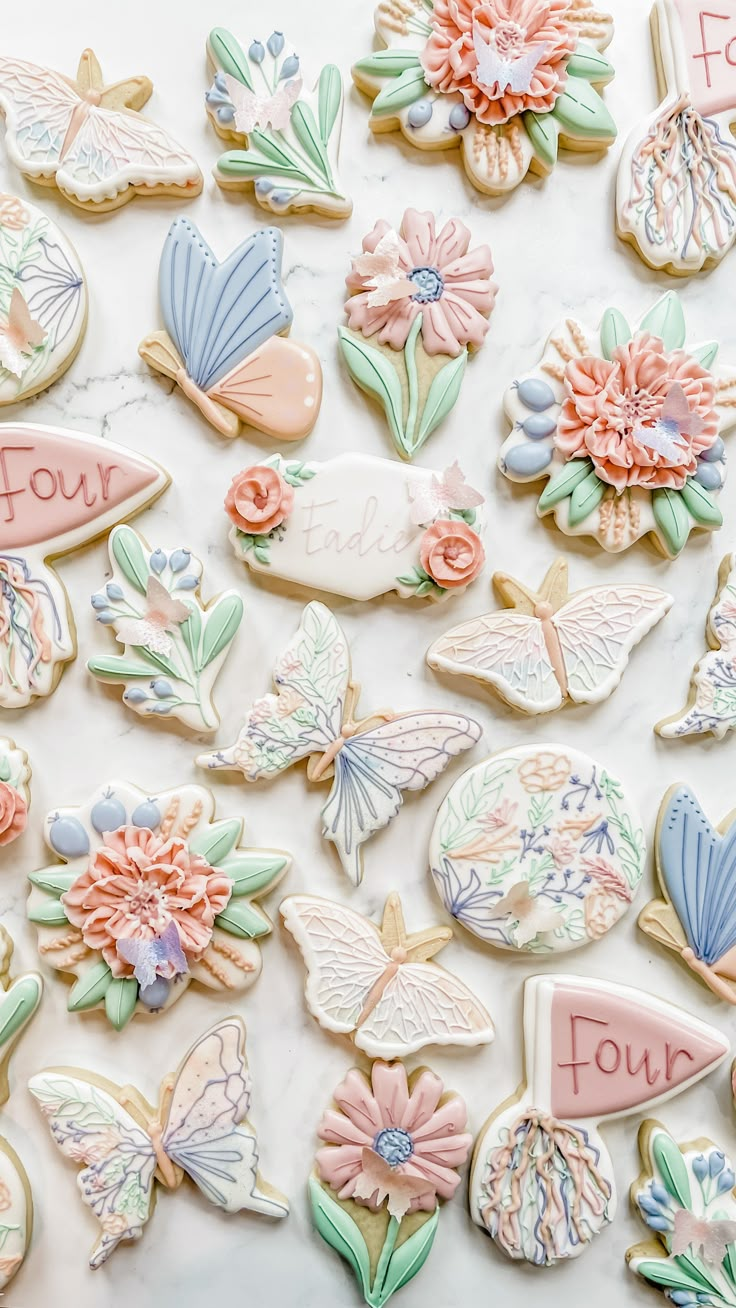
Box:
[339,209,496,458]
[0,50,202,212]
[281,891,494,1057]
[224,453,486,601]
[0,737,30,846]
[428,558,672,713]
[499,293,736,557]
[87,525,243,733]
[29,1018,288,1269]
[469,974,729,1265]
[429,745,645,953]
[206,27,352,218]
[657,552,736,739]
[311,1060,471,1305]
[0,423,168,708]
[351,0,615,197]
[28,781,290,1027]
[0,1140,32,1293]
[0,924,42,1105]
[198,601,481,886]
[139,218,322,440]
[617,0,736,274]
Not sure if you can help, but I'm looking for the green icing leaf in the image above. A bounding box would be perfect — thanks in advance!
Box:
[338,328,404,447]
[86,656,155,680]
[0,758,10,782]
[318,64,342,143]
[180,605,202,664]
[111,527,150,595]
[291,102,332,180]
[372,67,428,115]
[0,975,41,1046]
[680,477,723,526]
[67,962,113,1012]
[28,867,77,896]
[413,350,467,453]
[105,978,138,1031]
[221,851,289,896]
[523,110,559,168]
[600,308,631,360]
[652,1132,692,1208]
[640,292,686,349]
[551,75,616,141]
[353,50,423,77]
[247,130,297,169]
[142,648,180,679]
[652,487,691,556]
[215,900,270,939]
[691,341,719,368]
[634,1259,710,1293]
[198,594,243,670]
[566,41,614,82]
[208,27,254,91]
[217,153,310,182]
[190,818,242,864]
[568,469,606,526]
[375,1209,439,1304]
[28,900,69,926]
[309,1177,371,1300]
[537,458,594,511]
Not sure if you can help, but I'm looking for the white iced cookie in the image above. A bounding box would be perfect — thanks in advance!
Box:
[0,1142,32,1292]
[0,738,30,848]
[657,552,736,739]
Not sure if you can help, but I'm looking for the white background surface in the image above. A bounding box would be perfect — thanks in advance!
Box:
[1,1,735,1305]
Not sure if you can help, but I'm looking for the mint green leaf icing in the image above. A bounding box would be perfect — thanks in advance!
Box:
[208,28,254,90]
[374,1208,439,1305]
[568,469,607,526]
[198,594,244,670]
[353,50,423,77]
[551,75,616,141]
[652,487,691,556]
[217,153,310,182]
[104,977,138,1032]
[0,975,42,1047]
[28,867,78,896]
[181,604,202,664]
[318,65,342,143]
[640,293,686,350]
[111,526,150,595]
[537,458,593,511]
[523,110,559,168]
[634,1259,712,1293]
[372,67,428,116]
[414,350,467,454]
[67,962,113,1012]
[691,341,719,368]
[247,130,297,169]
[215,900,270,939]
[86,656,156,680]
[291,102,333,182]
[309,1177,372,1301]
[680,477,723,527]
[600,308,631,360]
[566,42,614,83]
[338,328,404,447]
[28,900,69,927]
[651,1133,692,1208]
[189,818,242,865]
[222,851,289,897]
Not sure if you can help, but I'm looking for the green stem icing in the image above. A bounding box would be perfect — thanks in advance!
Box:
[403,314,422,454]
[370,1216,401,1307]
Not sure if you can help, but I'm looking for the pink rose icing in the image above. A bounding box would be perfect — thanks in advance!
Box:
[225,465,295,535]
[420,519,485,588]
[557,333,718,491]
[0,783,27,847]
[421,0,576,127]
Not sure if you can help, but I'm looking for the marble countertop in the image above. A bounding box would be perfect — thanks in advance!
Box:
[2,0,736,1304]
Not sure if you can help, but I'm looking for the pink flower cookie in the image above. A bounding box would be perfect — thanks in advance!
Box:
[311,1060,471,1305]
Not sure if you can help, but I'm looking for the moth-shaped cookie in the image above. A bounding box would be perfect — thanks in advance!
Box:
[428,558,672,713]
[139,218,322,440]
[657,553,736,740]
[30,1017,288,1269]
[470,975,729,1266]
[281,892,494,1057]
[198,602,481,885]
[0,49,201,211]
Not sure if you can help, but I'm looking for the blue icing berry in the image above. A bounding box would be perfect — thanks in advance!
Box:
[408,100,433,128]
[174,575,198,591]
[517,378,555,411]
[124,688,149,705]
[249,40,265,63]
[271,188,296,207]
[151,679,174,699]
[91,791,127,834]
[217,105,235,124]
[449,104,471,130]
[149,549,166,574]
[267,32,284,57]
[140,977,171,1010]
[700,437,725,463]
[168,549,191,574]
[694,462,722,490]
[255,178,275,196]
[105,583,124,601]
[90,593,108,610]
[522,413,557,440]
[503,443,553,477]
[132,800,161,830]
[280,55,300,80]
[48,816,89,859]
[95,609,117,624]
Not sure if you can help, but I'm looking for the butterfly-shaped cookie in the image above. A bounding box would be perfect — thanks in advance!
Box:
[29,1017,288,1269]
[428,559,672,714]
[281,892,494,1057]
[0,50,202,212]
[0,289,45,378]
[139,218,322,441]
[198,602,481,884]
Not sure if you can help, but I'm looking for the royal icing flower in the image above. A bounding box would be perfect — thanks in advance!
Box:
[0,783,27,847]
[316,1062,472,1219]
[518,751,570,793]
[422,0,576,126]
[112,576,190,658]
[547,831,577,868]
[584,889,623,940]
[0,196,28,231]
[419,519,485,589]
[225,465,295,535]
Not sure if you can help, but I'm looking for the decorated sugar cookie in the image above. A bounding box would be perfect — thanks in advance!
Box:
[470,974,729,1265]
[657,553,736,739]
[428,559,672,713]
[224,455,486,600]
[352,0,615,197]
[0,194,86,404]
[617,0,736,275]
[0,925,42,1104]
[499,292,736,557]
[0,739,30,847]
[281,892,494,1057]
[0,424,168,709]
[30,1017,288,1269]
[198,602,481,885]
[87,525,243,732]
[139,218,322,441]
[339,209,497,459]
[28,780,290,1029]
[628,1119,736,1302]
[0,50,202,212]
[311,1059,472,1306]
[206,27,351,218]
[430,745,645,952]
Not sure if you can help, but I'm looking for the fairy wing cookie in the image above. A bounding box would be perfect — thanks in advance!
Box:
[139,217,322,440]
[499,292,736,557]
[198,601,481,885]
[206,27,351,218]
[657,553,736,738]
[428,559,672,712]
[470,975,729,1265]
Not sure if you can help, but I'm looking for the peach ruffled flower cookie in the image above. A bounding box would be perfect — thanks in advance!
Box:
[352,0,615,196]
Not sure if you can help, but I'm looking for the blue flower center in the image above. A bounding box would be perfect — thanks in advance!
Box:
[372,1127,414,1166]
[409,265,444,303]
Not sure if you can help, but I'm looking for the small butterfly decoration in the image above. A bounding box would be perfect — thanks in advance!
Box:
[472,22,547,96]
[657,551,736,740]
[30,1018,288,1269]
[634,382,704,461]
[0,289,45,378]
[353,230,416,308]
[198,601,481,885]
[281,891,494,1057]
[428,557,672,714]
[0,49,202,211]
[493,881,565,947]
[222,73,302,134]
[408,461,485,527]
[139,217,322,441]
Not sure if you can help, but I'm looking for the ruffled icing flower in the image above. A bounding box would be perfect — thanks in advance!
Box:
[225,465,295,535]
[316,1062,472,1219]
[557,334,718,492]
[419,519,485,589]
[345,209,495,357]
[518,751,570,793]
[61,826,232,978]
[584,889,622,939]
[421,0,576,126]
[0,782,27,847]
[0,196,28,231]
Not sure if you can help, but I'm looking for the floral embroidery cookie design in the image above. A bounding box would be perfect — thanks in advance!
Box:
[657,553,736,740]
[0,738,30,847]
[339,209,497,459]
[28,781,290,1029]
[352,0,615,196]
[206,27,351,218]
[87,526,243,732]
[499,292,736,557]
[310,1060,472,1306]
[429,745,645,952]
